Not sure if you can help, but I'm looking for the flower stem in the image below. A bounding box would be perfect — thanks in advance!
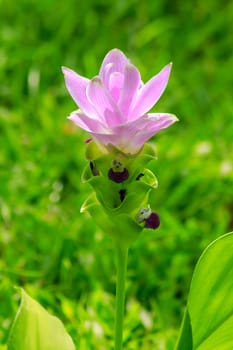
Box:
[114,244,128,350]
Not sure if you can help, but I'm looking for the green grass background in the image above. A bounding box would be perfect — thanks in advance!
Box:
[0,0,233,348]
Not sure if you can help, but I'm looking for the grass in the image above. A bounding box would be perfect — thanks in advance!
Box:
[0,0,233,348]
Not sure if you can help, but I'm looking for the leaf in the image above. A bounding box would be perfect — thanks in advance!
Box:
[174,231,233,350]
[7,288,76,350]
[189,231,233,350]
[174,308,192,350]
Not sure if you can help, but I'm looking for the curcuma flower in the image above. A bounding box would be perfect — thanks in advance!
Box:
[62,49,178,154]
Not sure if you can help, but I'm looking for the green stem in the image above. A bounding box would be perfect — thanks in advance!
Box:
[114,244,128,350]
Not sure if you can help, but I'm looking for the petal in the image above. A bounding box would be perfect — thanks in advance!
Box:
[68,111,119,149]
[108,72,124,102]
[87,77,125,127]
[112,113,178,154]
[99,49,129,78]
[118,64,141,118]
[134,113,178,132]
[68,111,103,132]
[101,62,114,87]
[62,66,98,117]
[128,113,178,150]
[129,63,172,119]
[91,132,118,147]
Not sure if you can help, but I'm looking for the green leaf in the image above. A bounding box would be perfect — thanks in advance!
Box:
[175,231,233,350]
[174,308,192,350]
[7,288,76,350]
[189,231,233,350]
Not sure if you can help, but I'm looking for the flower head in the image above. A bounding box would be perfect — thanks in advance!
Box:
[62,49,178,154]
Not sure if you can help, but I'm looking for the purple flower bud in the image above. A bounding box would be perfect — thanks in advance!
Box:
[108,168,129,183]
[145,212,160,229]
[108,159,129,183]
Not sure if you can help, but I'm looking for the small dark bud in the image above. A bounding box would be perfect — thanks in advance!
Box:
[119,189,127,202]
[136,207,160,230]
[145,212,160,229]
[108,159,129,183]
[108,168,129,183]
[136,173,144,181]
[90,161,99,176]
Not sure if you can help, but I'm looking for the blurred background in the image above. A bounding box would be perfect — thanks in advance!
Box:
[0,0,233,348]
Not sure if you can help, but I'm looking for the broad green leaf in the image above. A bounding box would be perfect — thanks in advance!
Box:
[175,231,233,350]
[174,308,192,350]
[189,231,233,350]
[7,288,76,350]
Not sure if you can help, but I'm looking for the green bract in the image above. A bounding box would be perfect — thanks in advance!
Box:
[81,141,158,245]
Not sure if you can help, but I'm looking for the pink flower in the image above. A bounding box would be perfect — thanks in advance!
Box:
[62,49,178,154]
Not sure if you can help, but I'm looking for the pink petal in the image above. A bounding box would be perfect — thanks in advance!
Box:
[108,72,124,102]
[128,113,178,150]
[129,63,172,119]
[68,112,92,132]
[91,132,118,147]
[101,63,114,87]
[112,113,178,153]
[68,113,118,150]
[99,49,129,79]
[68,111,103,132]
[87,77,125,127]
[118,64,141,118]
[62,66,98,117]
[134,113,178,132]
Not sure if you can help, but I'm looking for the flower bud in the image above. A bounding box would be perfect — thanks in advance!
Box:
[136,207,160,229]
[108,160,129,183]
[144,212,160,229]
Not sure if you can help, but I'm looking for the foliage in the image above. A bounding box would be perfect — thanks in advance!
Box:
[0,0,233,348]
[8,289,75,350]
[175,232,233,350]
[6,232,233,349]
